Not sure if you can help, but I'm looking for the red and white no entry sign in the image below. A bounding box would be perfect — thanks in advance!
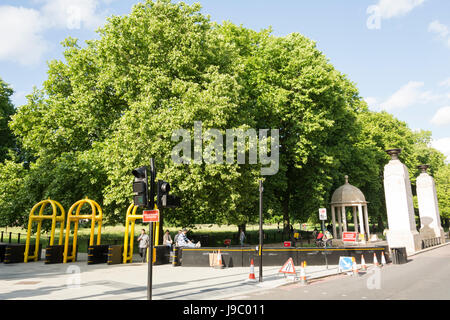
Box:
[319,208,327,220]
[143,209,160,223]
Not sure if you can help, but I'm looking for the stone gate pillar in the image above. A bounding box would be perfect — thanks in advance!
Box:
[383,149,421,255]
[416,165,445,244]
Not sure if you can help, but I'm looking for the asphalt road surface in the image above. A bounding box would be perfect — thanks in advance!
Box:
[229,244,450,300]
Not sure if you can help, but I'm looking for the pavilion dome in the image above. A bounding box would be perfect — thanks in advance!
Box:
[331,175,367,205]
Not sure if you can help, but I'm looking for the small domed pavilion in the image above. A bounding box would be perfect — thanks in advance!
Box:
[330,175,370,241]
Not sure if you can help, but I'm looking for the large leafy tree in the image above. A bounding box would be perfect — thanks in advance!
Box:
[4,0,448,235]
[0,77,16,162]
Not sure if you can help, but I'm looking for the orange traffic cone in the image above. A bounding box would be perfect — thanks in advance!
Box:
[373,252,380,267]
[352,257,359,276]
[381,251,387,266]
[361,254,367,271]
[214,249,224,269]
[248,258,256,281]
[299,261,307,285]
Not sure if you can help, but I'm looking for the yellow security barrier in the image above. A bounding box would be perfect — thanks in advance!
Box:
[123,204,159,264]
[24,199,65,263]
[63,198,103,263]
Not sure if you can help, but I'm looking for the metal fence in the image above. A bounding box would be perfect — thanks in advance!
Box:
[0,231,26,244]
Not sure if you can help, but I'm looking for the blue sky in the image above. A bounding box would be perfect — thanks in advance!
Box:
[1,0,449,159]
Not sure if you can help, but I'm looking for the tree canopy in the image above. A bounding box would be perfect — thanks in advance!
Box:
[1,0,448,232]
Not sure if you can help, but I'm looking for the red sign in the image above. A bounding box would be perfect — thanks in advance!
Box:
[224,239,231,246]
[342,232,358,242]
[283,241,292,247]
[143,209,160,223]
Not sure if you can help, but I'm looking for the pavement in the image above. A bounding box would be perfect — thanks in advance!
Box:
[1,240,448,300]
[231,240,450,300]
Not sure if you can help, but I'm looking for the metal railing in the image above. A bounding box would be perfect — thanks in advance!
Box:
[421,237,442,249]
[0,231,26,244]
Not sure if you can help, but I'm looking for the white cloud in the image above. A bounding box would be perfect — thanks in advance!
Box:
[379,81,438,111]
[431,137,450,162]
[428,20,450,48]
[431,106,450,126]
[0,6,48,65]
[439,78,450,87]
[428,20,449,38]
[364,97,378,106]
[40,0,103,30]
[0,1,109,65]
[376,0,425,19]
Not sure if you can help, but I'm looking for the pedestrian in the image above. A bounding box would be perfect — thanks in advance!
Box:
[163,230,173,247]
[239,228,246,246]
[177,228,201,248]
[137,229,149,263]
[173,230,182,246]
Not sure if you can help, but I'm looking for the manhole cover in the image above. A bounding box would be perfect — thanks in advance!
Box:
[15,281,41,285]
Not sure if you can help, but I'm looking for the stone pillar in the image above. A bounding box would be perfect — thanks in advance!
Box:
[383,149,421,255]
[358,204,365,235]
[364,205,370,241]
[353,206,358,233]
[338,207,343,238]
[416,165,445,243]
[341,206,347,232]
[331,206,337,239]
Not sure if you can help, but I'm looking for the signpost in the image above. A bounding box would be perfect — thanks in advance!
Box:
[147,159,156,301]
[319,208,328,269]
[259,180,263,283]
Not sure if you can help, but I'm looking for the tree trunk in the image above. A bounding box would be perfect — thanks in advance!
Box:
[377,214,385,231]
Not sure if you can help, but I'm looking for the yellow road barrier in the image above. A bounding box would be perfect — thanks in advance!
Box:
[24,199,65,263]
[63,198,102,263]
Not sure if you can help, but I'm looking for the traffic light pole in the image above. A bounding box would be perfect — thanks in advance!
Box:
[147,158,156,300]
[259,180,263,282]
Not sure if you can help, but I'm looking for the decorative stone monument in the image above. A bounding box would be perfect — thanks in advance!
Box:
[416,164,445,243]
[383,149,421,255]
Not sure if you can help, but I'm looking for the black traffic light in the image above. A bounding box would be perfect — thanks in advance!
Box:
[157,180,181,208]
[132,166,149,207]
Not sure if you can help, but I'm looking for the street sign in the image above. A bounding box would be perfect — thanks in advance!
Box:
[342,232,358,242]
[319,208,327,220]
[143,209,160,223]
[279,257,296,274]
[338,257,353,273]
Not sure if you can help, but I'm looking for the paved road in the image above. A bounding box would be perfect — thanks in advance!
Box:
[226,244,450,300]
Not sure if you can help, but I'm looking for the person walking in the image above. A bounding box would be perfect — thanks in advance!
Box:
[239,228,246,246]
[137,229,149,263]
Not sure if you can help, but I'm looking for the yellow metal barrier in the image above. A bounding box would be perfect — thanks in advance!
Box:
[63,198,103,263]
[24,199,65,263]
[123,204,159,264]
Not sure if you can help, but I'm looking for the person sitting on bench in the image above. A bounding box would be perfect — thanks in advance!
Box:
[177,228,201,248]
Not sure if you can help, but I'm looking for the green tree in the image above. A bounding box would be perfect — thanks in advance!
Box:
[435,164,450,225]
[0,77,16,162]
